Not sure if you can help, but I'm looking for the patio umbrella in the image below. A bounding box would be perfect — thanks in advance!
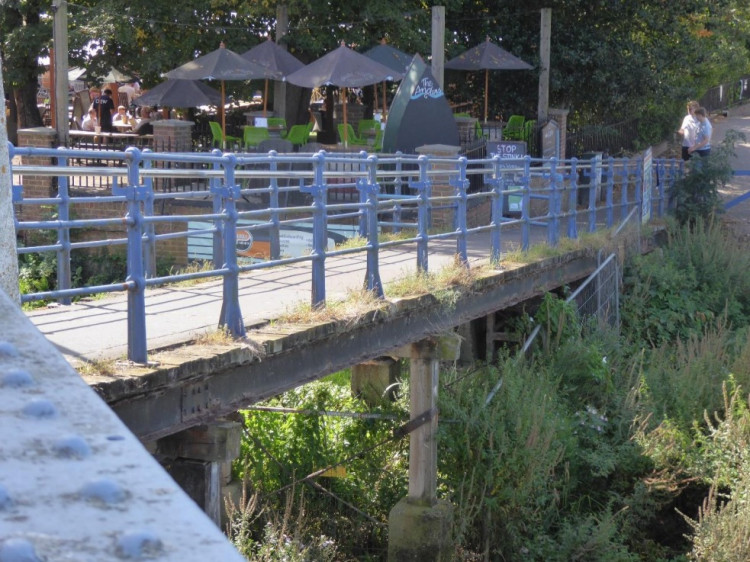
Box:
[165,42,281,137]
[242,38,304,116]
[285,41,403,145]
[364,39,412,120]
[445,37,533,123]
[98,67,133,84]
[133,79,221,108]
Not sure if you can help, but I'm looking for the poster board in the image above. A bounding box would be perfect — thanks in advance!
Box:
[487,141,527,214]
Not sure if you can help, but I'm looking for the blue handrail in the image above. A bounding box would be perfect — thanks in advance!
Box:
[9,142,681,363]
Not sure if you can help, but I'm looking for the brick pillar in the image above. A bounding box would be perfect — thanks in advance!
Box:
[152,119,193,152]
[415,144,461,231]
[15,127,58,224]
[548,108,569,161]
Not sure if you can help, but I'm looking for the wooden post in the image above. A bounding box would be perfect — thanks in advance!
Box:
[407,339,439,502]
[274,5,289,120]
[53,0,69,145]
[431,6,445,90]
[537,8,551,124]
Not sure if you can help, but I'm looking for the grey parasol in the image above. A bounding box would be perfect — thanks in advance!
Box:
[445,37,533,122]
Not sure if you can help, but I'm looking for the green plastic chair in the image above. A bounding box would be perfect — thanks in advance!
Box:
[286,124,311,148]
[358,119,379,137]
[503,115,525,141]
[267,117,287,138]
[209,121,241,149]
[522,119,537,145]
[243,126,270,150]
[337,123,365,146]
[372,128,383,152]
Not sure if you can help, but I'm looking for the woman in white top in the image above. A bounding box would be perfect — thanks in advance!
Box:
[678,100,700,161]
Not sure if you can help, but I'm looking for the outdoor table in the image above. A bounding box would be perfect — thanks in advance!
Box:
[361,128,378,145]
[113,122,134,132]
[267,125,284,139]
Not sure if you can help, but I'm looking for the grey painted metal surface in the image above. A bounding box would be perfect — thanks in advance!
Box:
[0,289,244,561]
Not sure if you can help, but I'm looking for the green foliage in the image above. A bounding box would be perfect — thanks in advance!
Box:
[621,219,750,347]
[670,130,745,225]
[235,377,409,555]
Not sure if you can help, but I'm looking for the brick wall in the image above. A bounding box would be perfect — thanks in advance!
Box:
[15,128,58,226]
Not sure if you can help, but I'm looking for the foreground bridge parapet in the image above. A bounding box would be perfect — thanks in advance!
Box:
[0,289,244,561]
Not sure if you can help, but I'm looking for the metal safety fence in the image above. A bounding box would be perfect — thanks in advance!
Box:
[10,143,683,363]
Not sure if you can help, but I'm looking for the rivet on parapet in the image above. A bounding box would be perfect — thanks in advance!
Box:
[0,538,43,562]
[116,530,163,559]
[0,341,19,358]
[52,435,92,459]
[22,399,58,419]
[1,369,34,388]
[0,484,12,510]
[80,478,126,504]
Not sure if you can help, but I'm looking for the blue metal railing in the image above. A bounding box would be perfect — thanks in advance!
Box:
[10,144,683,363]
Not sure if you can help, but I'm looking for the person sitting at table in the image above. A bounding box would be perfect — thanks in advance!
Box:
[133,105,153,135]
[113,105,133,129]
[81,108,98,132]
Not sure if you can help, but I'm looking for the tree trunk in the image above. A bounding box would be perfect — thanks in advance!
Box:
[14,81,42,129]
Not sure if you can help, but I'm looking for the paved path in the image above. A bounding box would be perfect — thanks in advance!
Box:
[24,105,750,365]
[713,103,750,234]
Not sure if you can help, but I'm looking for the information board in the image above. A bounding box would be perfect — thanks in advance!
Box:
[487,141,527,214]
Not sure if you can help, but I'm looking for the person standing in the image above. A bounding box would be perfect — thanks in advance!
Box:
[688,107,712,158]
[678,100,700,161]
[92,88,115,133]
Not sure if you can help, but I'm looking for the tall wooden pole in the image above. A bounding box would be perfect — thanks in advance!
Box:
[431,6,445,90]
[537,8,551,124]
[273,5,289,120]
[53,0,69,145]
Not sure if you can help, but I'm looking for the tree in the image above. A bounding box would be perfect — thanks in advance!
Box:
[0,0,51,130]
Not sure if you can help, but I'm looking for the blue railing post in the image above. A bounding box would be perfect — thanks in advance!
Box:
[359,155,384,297]
[300,152,328,308]
[140,149,157,278]
[218,154,245,337]
[487,155,504,264]
[547,157,561,247]
[619,159,630,222]
[357,151,369,238]
[392,154,404,234]
[209,149,224,269]
[634,157,643,222]
[521,156,531,251]
[268,150,281,260]
[55,149,72,305]
[588,153,602,232]
[451,157,470,265]
[120,147,148,364]
[413,155,431,273]
[604,157,615,228]
[567,157,579,240]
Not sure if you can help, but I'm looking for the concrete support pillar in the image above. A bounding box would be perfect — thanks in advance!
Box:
[157,420,242,527]
[415,144,461,231]
[388,334,459,561]
[351,356,400,405]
